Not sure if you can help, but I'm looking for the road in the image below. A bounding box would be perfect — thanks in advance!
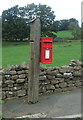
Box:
[2,88,82,118]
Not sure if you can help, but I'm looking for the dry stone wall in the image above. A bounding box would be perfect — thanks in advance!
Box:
[1,60,83,100]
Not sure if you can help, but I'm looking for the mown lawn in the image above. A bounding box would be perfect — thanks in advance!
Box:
[2,41,81,68]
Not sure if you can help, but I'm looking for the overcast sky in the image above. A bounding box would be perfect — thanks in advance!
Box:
[0,0,82,26]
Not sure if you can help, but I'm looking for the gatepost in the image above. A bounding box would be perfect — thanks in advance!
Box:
[28,18,41,103]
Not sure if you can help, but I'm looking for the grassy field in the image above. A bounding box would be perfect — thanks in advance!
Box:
[2,41,81,68]
[56,30,74,40]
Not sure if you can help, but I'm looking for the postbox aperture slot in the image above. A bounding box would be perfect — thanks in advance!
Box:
[44,42,52,43]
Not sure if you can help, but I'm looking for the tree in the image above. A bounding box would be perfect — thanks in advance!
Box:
[49,21,60,31]
[68,18,79,30]
[2,5,28,41]
[58,19,69,31]
[81,22,83,40]
[21,3,55,34]
[72,27,81,40]
[68,18,81,40]
[69,18,78,24]
[2,3,56,41]
[22,3,55,26]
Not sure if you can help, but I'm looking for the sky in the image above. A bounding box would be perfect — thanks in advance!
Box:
[0,0,82,26]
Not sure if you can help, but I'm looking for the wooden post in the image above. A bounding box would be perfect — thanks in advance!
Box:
[28,18,41,103]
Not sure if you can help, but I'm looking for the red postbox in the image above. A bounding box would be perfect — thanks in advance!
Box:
[40,37,53,63]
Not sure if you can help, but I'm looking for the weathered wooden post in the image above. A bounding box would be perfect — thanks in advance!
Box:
[28,18,41,103]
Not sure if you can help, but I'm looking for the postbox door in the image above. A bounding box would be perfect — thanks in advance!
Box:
[41,47,52,63]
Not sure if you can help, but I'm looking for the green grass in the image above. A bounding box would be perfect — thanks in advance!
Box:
[2,41,81,68]
[56,30,74,39]
[2,42,30,68]
[43,41,81,67]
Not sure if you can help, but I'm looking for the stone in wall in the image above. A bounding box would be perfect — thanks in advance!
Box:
[11,75,18,80]
[46,75,55,80]
[40,71,46,76]
[16,79,25,83]
[10,71,17,75]
[55,84,60,88]
[73,71,81,77]
[46,84,55,90]
[46,70,59,76]
[63,73,72,78]
[59,66,72,73]
[5,80,15,84]
[17,90,26,97]
[51,80,59,84]
[7,65,16,71]
[19,74,26,79]
[17,70,25,74]
[40,66,47,71]
[39,76,47,81]
[56,73,63,78]
[40,81,50,85]
[59,82,67,88]
[3,74,11,80]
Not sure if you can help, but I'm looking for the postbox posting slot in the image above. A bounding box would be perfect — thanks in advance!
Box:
[43,42,52,43]
[42,42,52,47]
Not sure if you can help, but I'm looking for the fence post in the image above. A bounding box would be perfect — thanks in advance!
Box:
[28,18,41,103]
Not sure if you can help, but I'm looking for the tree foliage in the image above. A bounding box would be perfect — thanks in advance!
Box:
[81,23,83,40]
[2,5,28,41]
[21,3,56,36]
[2,3,80,41]
[23,3,55,26]
[2,3,56,41]
[68,18,81,39]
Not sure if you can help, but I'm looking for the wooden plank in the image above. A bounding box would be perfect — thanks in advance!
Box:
[28,18,41,103]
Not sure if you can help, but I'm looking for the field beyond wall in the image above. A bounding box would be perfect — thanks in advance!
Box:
[2,41,81,68]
